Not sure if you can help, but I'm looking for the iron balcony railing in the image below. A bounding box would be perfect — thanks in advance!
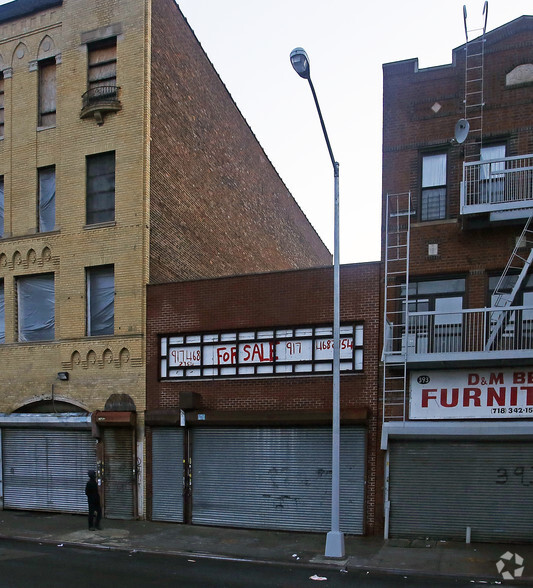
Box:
[383,305,533,363]
[461,153,533,216]
[81,85,120,110]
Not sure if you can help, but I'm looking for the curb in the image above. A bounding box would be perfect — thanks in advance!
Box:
[3,532,532,584]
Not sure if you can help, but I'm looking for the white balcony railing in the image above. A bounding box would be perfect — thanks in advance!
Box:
[383,305,533,364]
[461,154,533,216]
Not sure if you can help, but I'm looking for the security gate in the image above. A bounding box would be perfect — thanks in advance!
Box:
[389,440,533,542]
[2,428,95,513]
[151,427,184,522]
[191,427,366,533]
[103,428,136,519]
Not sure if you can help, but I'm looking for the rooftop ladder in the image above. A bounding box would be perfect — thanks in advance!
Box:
[462,2,488,162]
[382,192,413,422]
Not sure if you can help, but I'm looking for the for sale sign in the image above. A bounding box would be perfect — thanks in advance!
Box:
[410,369,533,419]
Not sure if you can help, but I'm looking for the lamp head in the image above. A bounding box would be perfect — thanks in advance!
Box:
[290,47,310,80]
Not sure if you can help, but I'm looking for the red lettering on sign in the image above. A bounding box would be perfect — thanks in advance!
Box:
[440,388,459,408]
[468,373,479,385]
[422,389,437,408]
[486,387,506,407]
[216,346,237,365]
[463,388,481,407]
[524,386,533,406]
[489,373,504,385]
[513,372,533,384]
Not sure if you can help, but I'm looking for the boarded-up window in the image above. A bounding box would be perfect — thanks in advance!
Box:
[88,38,116,90]
[87,265,114,336]
[86,151,115,224]
[0,176,4,238]
[17,274,55,342]
[38,166,55,232]
[39,59,56,127]
[0,73,4,137]
[0,279,4,344]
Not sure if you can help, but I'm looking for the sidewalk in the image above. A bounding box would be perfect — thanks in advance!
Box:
[0,510,532,584]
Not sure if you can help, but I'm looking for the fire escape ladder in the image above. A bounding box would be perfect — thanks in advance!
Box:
[462,2,488,163]
[382,192,413,423]
[485,215,533,351]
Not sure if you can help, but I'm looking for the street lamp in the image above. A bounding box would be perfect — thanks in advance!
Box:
[290,47,344,559]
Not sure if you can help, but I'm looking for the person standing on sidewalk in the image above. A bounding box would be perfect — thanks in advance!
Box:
[85,470,102,531]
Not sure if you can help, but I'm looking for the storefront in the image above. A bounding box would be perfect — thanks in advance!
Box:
[0,413,95,513]
[146,264,382,535]
[148,415,367,533]
[382,368,533,543]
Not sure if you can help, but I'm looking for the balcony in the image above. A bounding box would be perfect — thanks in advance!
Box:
[383,305,533,367]
[461,154,533,220]
[80,86,121,125]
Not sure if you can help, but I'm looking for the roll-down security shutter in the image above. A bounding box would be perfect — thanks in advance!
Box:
[389,440,533,542]
[191,427,365,533]
[103,428,135,519]
[152,427,184,522]
[2,428,95,513]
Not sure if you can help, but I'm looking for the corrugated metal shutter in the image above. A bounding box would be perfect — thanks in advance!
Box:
[389,440,533,542]
[152,427,184,522]
[103,428,135,519]
[191,427,365,534]
[2,428,95,513]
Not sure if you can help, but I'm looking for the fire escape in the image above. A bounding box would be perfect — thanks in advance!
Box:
[382,4,533,423]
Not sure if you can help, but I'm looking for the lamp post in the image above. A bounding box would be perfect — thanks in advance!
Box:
[290,47,344,559]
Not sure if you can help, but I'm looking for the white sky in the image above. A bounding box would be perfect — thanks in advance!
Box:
[1,0,530,263]
[175,0,532,263]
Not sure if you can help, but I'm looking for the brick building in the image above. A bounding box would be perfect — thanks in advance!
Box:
[381,15,533,542]
[145,263,382,536]
[0,0,329,519]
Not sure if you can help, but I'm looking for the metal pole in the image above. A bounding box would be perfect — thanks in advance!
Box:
[299,69,344,558]
[325,160,344,558]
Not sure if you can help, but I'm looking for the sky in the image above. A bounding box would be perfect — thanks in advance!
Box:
[174,0,532,263]
[1,0,529,263]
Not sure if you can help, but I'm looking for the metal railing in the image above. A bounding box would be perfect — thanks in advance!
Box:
[82,85,120,110]
[461,153,533,215]
[383,305,533,361]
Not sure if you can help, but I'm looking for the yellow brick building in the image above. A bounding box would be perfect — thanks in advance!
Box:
[0,0,329,519]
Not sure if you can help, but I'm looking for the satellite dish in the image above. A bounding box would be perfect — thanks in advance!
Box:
[454,119,470,144]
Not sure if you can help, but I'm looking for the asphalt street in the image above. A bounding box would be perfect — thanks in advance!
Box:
[0,539,509,588]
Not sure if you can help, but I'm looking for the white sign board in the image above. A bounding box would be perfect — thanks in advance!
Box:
[160,324,363,379]
[410,368,533,419]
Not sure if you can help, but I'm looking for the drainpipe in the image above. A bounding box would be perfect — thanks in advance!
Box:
[384,449,390,540]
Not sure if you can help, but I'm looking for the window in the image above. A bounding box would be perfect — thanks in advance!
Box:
[0,176,4,238]
[421,153,447,221]
[86,151,115,224]
[480,144,506,204]
[403,278,465,353]
[17,274,55,342]
[0,280,4,344]
[87,265,114,336]
[38,58,56,127]
[38,166,55,232]
[0,71,4,137]
[88,38,117,94]
[160,324,363,380]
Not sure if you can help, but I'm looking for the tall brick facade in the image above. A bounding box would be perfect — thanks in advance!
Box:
[0,0,329,519]
[381,16,533,543]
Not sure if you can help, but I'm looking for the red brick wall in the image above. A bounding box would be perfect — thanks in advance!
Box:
[146,262,383,534]
[149,0,330,284]
[382,17,533,283]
